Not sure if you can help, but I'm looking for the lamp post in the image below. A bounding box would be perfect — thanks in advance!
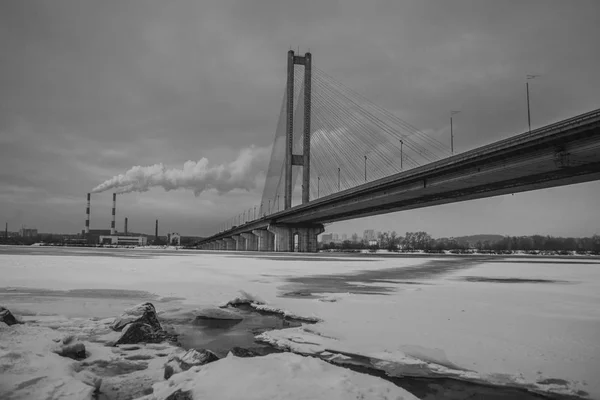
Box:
[450,111,460,155]
[364,155,367,182]
[526,74,540,134]
[317,176,320,198]
[399,139,403,170]
[337,167,341,191]
[268,200,271,215]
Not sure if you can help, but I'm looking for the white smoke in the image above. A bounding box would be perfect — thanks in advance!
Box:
[92,145,270,196]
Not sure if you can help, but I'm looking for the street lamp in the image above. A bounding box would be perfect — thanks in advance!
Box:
[450,111,460,155]
[317,176,320,198]
[364,155,367,182]
[526,74,540,134]
[399,139,403,170]
[337,167,341,191]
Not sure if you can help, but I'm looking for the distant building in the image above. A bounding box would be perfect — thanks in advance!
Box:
[19,228,38,238]
[332,233,339,242]
[321,233,333,243]
[99,235,147,246]
[363,229,375,241]
[167,233,181,246]
[341,234,348,241]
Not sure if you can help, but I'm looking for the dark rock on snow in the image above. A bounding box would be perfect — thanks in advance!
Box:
[111,302,162,332]
[165,389,194,400]
[52,336,87,360]
[116,322,169,345]
[229,347,260,358]
[0,306,19,326]
[164,349,219,379]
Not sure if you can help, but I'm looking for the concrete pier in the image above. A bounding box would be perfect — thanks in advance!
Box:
[241,233,258,251]
[268,224,324,252]
[252,229,274,252]
[232,235,246,251]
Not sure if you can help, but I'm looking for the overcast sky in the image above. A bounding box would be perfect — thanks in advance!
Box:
[1,0,599,238]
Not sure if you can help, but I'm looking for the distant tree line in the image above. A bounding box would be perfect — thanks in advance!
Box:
[320,232,600,254]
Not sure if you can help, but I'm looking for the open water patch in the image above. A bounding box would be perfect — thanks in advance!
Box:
[165,305,303,358]
[279,258,484,296]
[460,277,573,284]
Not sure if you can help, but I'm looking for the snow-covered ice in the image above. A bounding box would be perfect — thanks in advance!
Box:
[142,352,418,400]
[1,247,599,399]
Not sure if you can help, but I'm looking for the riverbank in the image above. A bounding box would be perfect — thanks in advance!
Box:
[1,247,598,399]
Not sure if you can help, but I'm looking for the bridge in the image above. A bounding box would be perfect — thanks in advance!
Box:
[198,51,600,252]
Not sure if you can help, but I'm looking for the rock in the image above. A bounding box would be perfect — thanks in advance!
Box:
[116,322,167,345]
[164,349,219,379]
[229,347,260,358]
[164,389,193,400]
[52,341,87,360]
[0,306,19,326]
[112,302,162,332]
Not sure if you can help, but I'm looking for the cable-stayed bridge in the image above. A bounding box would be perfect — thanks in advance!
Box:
[198,51,600,252]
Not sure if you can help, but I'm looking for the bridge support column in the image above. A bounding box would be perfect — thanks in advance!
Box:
[252,229,274,252]
[268,225,293,252]
[215,239,224,250]
[268,224,324,252]
[232,235,246,251]
[241,233,257,251]
[223,238,235,251]
[296,224,324,252]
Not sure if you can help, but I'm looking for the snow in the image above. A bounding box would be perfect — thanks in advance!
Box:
[0,321,96,400]
[1,247,599,399]
[143,352,418,400]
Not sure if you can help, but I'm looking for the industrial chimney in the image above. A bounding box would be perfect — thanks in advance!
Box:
[111,193,116,235]
[85,193,91,235]
[124,217,128,236]
[155,219,158,241]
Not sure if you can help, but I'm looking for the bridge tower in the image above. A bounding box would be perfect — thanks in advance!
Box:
[285,50,312,209]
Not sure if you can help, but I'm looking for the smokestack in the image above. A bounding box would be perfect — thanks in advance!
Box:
[155,219,158,240]
[124,217,128,236]
[85,193,90,235]
[111,193,116,235]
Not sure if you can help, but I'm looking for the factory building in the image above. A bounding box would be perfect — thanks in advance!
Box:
[167,232,181,246]
[99,235,147,246]
[84,193,147,246]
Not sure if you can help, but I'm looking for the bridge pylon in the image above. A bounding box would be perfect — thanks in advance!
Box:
[285,50,312,209]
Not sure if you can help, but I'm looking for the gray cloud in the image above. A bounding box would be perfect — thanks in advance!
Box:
[1,0,599,236]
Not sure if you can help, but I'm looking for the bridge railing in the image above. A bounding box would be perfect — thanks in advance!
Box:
[285,107,600,209]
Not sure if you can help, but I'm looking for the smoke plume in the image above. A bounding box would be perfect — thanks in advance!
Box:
[92,146,269,196]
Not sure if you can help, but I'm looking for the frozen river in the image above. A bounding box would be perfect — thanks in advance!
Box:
[1,246,599,399]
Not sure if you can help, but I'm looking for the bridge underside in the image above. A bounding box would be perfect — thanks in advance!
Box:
[280,131,600,224]
[199,111,600,252]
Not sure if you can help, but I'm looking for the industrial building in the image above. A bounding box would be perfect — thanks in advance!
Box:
[84,192,147,246]
[99,235,147,246]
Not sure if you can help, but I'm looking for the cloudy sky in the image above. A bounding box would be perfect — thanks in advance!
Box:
[1,0,599,238]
